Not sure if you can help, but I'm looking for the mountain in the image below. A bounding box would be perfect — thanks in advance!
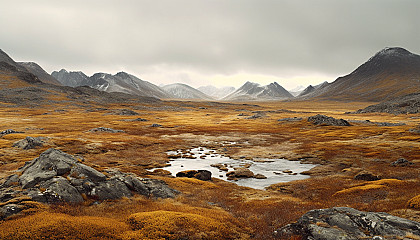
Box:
[298,81,329,97]
[52,69,89,87]
[289,85,306,96]
[0,49,41,86]
[52,70,172,99]
[162,83,213,100]
[299,47,420,101]
[19,62,61,85]
[197,85,236,99]
[223,81,294,101]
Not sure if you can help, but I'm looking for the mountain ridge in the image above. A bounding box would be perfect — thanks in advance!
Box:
[298,47,420,102]
[223,81,293,101]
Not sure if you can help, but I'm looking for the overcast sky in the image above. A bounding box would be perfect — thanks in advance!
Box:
[1,0,419,90]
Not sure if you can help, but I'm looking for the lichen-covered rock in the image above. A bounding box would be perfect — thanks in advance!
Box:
[0,148,179,217]
[13,136,46,150]
[308,114,350,126]
[39,177,84,203]
[275,207,420,240]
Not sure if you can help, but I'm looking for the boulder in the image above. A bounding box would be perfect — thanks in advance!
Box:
[176,170,212,181]
[275,207,420,240]
[226,168,254,180]
[0,129,24,137]
[88,127,124,133]
[254,174,267,179]
[91,178,132,200]
[354,171,381,181]
[13,136,46,150]
[0,148,179,211]
[308,114,350,126]
[39,177,84,203]
[150,124,162,127]
[391,158,414,167]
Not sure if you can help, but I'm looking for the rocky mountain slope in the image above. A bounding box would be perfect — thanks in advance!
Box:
[299,47,420,101]
[223,81,294,101]
[355,92,420,114]
[53,70,172,99]
[197,85,235,99]
[298,81,329,97]
[52,69,89,87]
[19,62,61,85]
[0,49,41,86]
[162,83,213,100]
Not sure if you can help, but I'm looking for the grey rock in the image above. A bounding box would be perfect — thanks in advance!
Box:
[140,178,179,199]
[88,127,124,133]
[0,129,24,137]
[19,148,75,188]
[275,207,420,239]
[90,178,132,200]
[71,163,106,182]
[391,158,414,167]
[150,124,162,127]
[122,118,148,122]
[246,113,265,119]
[1,174,19,188]
[13,136,46,150]
[40,176,84,203]
[0,187,19,202]
[115,109,139,115]
[0,203,23,220]
[122,175,150,196]
[308,114,350,126]
[0,148,180,214]
[278,117,303,122]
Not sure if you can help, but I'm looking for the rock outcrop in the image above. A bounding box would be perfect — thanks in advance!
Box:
[13,136,46,150]
[308,114,350,126]
[275,207,420,240]
[88,127,124,133]
[0,149,179,219]
[176,170,212,181]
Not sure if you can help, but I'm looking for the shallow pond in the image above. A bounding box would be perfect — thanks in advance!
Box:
[155,147,317,190]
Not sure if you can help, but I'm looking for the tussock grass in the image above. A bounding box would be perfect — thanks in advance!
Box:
[0,100,419,239]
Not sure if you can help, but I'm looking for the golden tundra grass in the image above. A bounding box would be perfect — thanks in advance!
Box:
[0,100,419,239]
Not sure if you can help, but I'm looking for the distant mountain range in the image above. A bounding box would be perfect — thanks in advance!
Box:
[2,47,420,103]
[162,83,213,100]
[298,47,420,101]
[197,86,236,99]
[53,70,172,99]
[223,81,294,101]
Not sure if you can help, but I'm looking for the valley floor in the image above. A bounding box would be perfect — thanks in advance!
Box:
[0,99,419,239]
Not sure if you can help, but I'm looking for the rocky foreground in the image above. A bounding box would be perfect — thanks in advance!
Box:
[0,148,178,220]
[276,207,420,240]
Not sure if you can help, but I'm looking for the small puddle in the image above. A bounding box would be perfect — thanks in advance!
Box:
[155,147,316,189]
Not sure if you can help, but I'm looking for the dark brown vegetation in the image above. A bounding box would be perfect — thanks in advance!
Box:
[0,97,419,239]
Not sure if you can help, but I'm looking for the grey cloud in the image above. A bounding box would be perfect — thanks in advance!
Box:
[0,0,419,80]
